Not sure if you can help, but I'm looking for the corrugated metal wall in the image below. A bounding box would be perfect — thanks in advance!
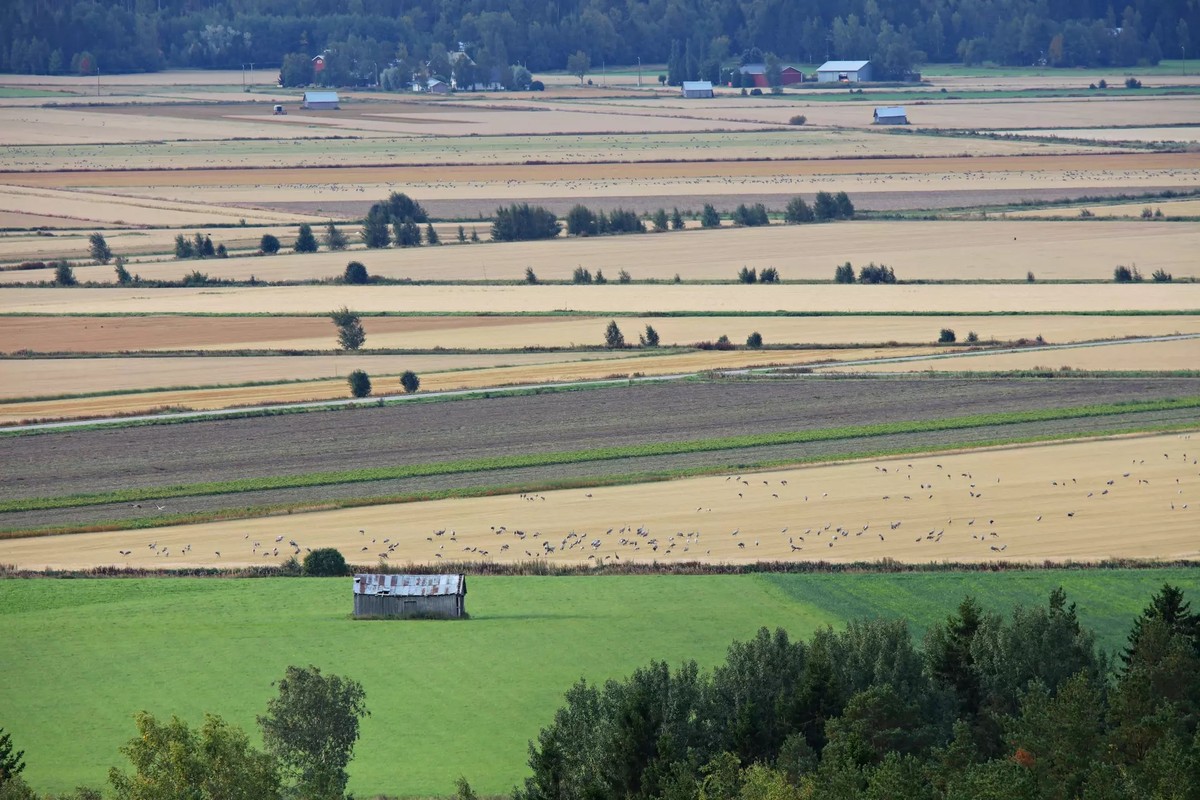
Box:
[353,593,464,618]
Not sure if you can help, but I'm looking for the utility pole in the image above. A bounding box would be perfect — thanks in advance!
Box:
[96,65,100,96]
[637,56,642,87]
[241,63,246,90]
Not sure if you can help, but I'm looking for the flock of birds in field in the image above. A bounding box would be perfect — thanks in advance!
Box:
[112,436,1197,566]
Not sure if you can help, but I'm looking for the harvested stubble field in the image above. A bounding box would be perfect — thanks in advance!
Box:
[838,336,1200,374]
[7,314,1199,354]
[2,431,1197,569]
[1006,198,1200,218]
[0,225,306,263]
[578,95,1200,130]
[0,351,659,399]
[0,184,323,227]
[20,219,1198,285]
[997,126,1200,143]
[0,347,937,424]
[0,128,1120,173]
[5,572,1193,798]
[5,283,1196,314]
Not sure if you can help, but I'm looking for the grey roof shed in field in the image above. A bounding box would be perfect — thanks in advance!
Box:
[353,574,467,618]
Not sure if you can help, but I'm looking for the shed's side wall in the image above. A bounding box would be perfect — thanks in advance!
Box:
[354,593,464,618]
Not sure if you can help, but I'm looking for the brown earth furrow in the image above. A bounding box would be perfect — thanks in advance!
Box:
[3,377,1198,504]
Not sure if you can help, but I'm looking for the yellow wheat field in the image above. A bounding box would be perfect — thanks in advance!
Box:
[3,432,1196,570]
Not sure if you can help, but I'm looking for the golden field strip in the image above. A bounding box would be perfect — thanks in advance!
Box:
[4,152,1192,188]
[0,351,654,400]
[1,432,1195,570]
[5,314,1198,354]
[6,220,1196,285]
[0,347,939,424]
[835,337,1200,373]
[3,284,1197,314]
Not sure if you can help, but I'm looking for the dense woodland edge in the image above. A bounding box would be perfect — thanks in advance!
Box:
[1,0,1193,82]
[1,582,1199,800]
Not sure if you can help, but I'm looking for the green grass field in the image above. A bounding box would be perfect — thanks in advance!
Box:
[2,570,1197,797]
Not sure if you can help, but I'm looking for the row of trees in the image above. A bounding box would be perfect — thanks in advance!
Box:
[0,666,368,800]
[516,584,1200,800]
[2,0,1190,77]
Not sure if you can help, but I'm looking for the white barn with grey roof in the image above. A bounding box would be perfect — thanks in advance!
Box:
[816,60,873,83]
[302,90,340,109]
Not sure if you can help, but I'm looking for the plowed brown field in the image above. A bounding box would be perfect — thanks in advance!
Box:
[6,314,1198,354]
[3,283,1196,314]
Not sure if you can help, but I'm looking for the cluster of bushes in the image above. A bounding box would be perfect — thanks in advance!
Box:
[835,261,897,284]
[737,266,780,284]
[730,203,770,227]
[515,585,1200,800]
[1115,264,1174,283]
[361,192,435,249]
[174,232,227,259]
[650,207,687,232]
[347,369,420,398]
[786,192,855,224]
[1113,264,1143,283]
[566,205,645,236]
[695,334,736,350]
[603,322,662,348]
[492,203,561,242]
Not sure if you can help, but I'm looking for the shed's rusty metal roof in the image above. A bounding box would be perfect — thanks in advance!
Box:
[353,574,466,597]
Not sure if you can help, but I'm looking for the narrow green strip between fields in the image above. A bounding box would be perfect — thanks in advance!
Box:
[3,418,1197,539]
[2,396,1197,515]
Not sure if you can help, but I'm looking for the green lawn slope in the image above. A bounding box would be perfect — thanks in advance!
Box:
[1,569,1196,797]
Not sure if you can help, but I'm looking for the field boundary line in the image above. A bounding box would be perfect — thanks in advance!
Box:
[2,420,1197,539]
[1,397,1197,514]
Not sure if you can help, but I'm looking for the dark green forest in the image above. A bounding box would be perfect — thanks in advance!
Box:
[515,584,1200,800]
[1,0,1193,81]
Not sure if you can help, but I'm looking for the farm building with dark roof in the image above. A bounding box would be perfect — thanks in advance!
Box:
[737,63,805,87]
[353,573,466,618]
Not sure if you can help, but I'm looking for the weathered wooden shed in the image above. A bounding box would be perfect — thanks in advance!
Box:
[681,80,714,98]
[353,573,466,618]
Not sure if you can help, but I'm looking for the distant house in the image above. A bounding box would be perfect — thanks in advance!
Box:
[302,90,339,110]
[681,80,714,98]
[353,574,467,619]
[737,63,804,88]
[874,106,908,124]
[817,60,873,83]
[427,78,450,94]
